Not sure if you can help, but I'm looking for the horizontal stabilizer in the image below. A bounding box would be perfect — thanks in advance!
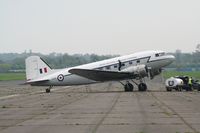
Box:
[69,69,135,81]
[25,79,50,86]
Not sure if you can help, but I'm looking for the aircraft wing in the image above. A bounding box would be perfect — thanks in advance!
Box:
[69,68,135,81]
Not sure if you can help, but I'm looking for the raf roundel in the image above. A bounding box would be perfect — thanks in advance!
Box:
[57,74,64,81]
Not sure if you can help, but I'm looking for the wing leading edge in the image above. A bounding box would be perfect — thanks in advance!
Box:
[69,69,136,82]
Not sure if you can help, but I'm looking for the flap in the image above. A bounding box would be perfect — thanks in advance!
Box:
[69,69,135,81]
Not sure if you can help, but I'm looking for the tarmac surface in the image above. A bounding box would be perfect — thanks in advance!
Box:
[0,77,200,133]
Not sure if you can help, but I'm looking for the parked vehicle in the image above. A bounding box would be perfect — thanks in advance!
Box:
[191,79,200,91]
[165,76,200,91]
[165,77,184,91]
[174,76,192,91]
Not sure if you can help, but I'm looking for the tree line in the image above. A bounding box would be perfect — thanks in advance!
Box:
[0,52,117,72]
[0,50,200,72]
[169,50,200,71]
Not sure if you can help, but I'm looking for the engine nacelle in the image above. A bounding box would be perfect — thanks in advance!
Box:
[149,68,162,79]
[122,65,148,77]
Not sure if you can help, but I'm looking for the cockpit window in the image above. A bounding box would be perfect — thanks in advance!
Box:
[155,52,165,57]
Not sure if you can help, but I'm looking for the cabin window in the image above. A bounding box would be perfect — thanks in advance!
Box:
[155,54,159,57]
[98,67,103,70]
[106,66,110,69]
[136,60,140,63]
[122,63,125,66]
[114,65,118,68]
[129,61,132,65]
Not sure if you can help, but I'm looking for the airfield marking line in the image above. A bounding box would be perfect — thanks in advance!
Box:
[0,87,90,131]
[0,94,19,100]
[150,92,198,133]
[134,92,148,132]
[0,86,71,100]
[181,92,200,103]
[170,92,200,113]
[91,93,121,133]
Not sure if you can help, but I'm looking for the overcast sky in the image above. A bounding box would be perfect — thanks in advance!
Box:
[1,0,200,55]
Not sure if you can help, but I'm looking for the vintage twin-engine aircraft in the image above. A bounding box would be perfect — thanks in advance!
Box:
[25,50,175,93]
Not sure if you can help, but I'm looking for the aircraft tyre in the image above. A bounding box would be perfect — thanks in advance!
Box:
[166,87,172,91]
[178,86,182,91]
[46,88,51,93]
[186,85,192,91]
[124,83,134,92]
[138,83,147,91]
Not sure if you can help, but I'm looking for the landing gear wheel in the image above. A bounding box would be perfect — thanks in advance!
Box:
[46,86,53,93]
[166,87,172,92]
[46,88,51,93]
[138,83,147,92]
[124,83,134,92]
[186,85,192,91]
[178,87,182,91]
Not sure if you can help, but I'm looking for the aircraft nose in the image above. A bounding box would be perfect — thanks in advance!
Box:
[170,55,175,61]
[167,55,175,63]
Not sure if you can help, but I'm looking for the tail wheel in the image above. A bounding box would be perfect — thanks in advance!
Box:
[138,83,147,91]
[46,88,50,93]
[46,86,53,93]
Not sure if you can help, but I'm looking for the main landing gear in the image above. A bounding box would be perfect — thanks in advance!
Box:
[138,83,147,91]
[124,81,134,92]
[122,81,147,92]
[46,86,53,93]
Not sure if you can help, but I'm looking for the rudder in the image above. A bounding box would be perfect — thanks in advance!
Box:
[25,56,52,81]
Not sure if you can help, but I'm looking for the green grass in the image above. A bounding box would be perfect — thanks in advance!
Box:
[0,73,26,81]
[163,71,200,79]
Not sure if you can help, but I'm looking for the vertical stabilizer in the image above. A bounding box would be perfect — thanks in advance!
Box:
[25,56,52,81]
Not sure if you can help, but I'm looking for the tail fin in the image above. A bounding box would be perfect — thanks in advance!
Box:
[25,56,52,81]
